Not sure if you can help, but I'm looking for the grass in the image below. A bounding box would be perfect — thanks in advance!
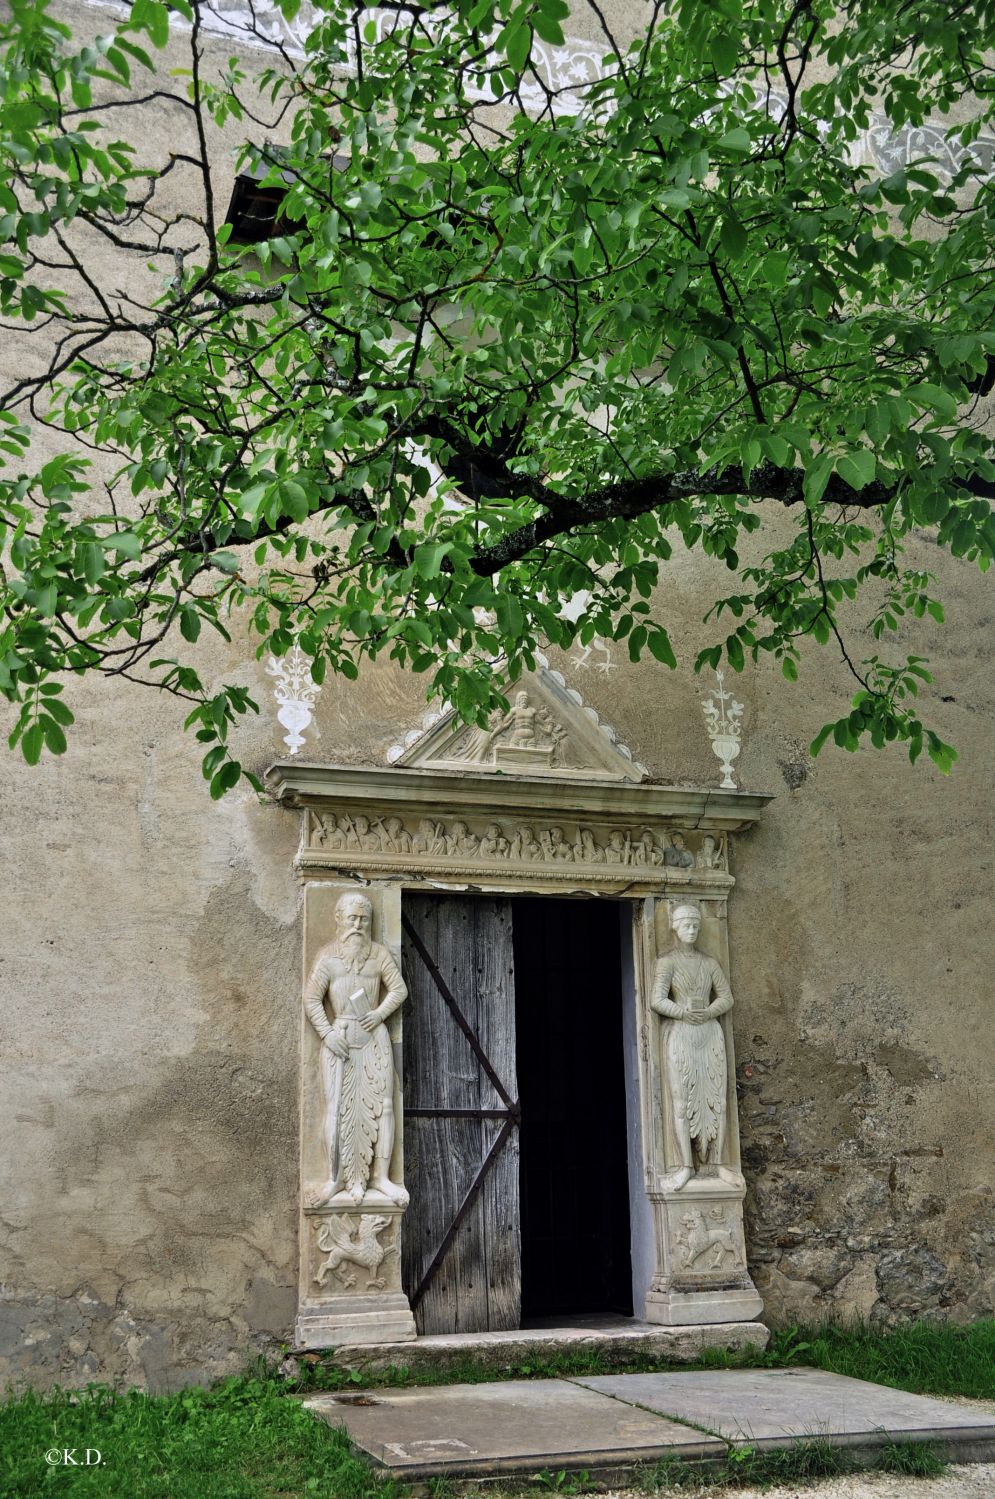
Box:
[2,1321,991,1497]
[758,1318,995,1401]
[0,1376,403,1499]
[444,1438,946,1494]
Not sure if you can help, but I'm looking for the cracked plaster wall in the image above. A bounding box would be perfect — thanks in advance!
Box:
[1,0,993,1389]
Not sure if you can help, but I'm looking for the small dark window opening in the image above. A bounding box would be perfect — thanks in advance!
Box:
[224,177,288,245]
[223,140,345,246]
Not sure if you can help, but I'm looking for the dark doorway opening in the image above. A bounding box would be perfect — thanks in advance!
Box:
[511,897,633,1322]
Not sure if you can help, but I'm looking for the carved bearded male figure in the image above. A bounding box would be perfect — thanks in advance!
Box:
[652,902,735,1191]
[304,894,409,1208]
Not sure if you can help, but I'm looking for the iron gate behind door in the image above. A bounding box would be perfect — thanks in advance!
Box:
[401,895,521,1334]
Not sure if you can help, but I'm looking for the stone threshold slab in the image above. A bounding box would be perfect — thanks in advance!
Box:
[575,1369,995,1462]
[305,1377,725,1478]
[320,1317,769,1376]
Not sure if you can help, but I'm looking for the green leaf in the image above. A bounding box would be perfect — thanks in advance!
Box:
[21,722,44,766]
[41,718,67,755]
[926,732,958,774]
[36,581,57,618]
[83,543,105,585]
[279,480,309,522]
[533,12,564,44]
[647,628,677,668]
[627,624,648,662]
[132,0,170,48]
[803,454,835,505]
[180,605,201,643]
[210,760,242,799]
[837,449,876,491]
[104,531,142,560]
[503,22,531,71]
[44,697,74,727]
[720,215,747,259]
[414,543,451,579]
[909,383,958,421]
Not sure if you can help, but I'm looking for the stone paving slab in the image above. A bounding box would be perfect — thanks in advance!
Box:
[573,1369,995,1458]
[304,1377,726,1477]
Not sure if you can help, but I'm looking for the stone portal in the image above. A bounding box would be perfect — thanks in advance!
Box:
[267,746,769,1349]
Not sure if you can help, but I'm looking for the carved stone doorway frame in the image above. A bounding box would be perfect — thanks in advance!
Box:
[266,762,771,1348]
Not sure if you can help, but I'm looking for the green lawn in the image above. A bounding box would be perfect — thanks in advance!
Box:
[0,1378,401,1499]
[756,1318,995,1401]
[2,1321,993,1498]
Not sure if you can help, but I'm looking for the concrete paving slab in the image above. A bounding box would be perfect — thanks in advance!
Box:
[573,1369,995,1460]
[305,1376,726,1477]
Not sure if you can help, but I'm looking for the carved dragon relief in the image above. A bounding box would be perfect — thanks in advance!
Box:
[314,1213,397,1292]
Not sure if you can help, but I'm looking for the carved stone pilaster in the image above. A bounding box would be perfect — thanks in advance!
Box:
[296,880,416,1349]
[641,896,762,1326]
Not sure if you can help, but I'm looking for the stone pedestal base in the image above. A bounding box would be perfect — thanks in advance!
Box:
[644,1176,762,1327]
[494,743,555,769]
[297,1201,415,1350]
[296,1292,416,1349]
[645,1286,763,1326]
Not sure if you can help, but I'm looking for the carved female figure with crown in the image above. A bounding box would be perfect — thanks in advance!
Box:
[652,902,737,1191]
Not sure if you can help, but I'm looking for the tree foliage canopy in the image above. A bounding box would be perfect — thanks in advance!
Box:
[2,0,994,790]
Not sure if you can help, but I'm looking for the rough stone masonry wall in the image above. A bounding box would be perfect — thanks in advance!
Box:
[0,0,992,1389]
[545,518,995,1335]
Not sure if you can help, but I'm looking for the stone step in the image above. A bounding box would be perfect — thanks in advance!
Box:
[308,1315,769,1378]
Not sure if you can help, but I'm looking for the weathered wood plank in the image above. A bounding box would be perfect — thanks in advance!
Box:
[401,894,519,1334]
[403,897,472,1335]
[476,900,521,1332]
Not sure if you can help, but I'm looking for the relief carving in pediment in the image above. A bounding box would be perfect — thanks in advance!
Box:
[388,660,647,781]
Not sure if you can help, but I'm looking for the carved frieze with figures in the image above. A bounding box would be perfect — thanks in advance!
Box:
[303,808,729,881]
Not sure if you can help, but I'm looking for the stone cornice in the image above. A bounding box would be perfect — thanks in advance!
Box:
[265,761,772,831]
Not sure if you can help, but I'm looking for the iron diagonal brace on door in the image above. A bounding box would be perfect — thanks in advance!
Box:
[401,912,517,1112]
[409,1115,518,1311]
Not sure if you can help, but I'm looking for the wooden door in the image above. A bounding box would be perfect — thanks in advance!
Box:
[401,894,521,1334]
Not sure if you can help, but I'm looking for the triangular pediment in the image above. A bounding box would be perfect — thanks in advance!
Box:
[387,656,647,781]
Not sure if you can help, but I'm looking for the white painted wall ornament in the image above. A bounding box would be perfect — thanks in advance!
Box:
[265,643,322,755]
[701,669,744,789]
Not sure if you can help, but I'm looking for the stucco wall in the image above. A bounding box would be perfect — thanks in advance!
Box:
[0,0,992,1389]
[2,520,991,1388]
